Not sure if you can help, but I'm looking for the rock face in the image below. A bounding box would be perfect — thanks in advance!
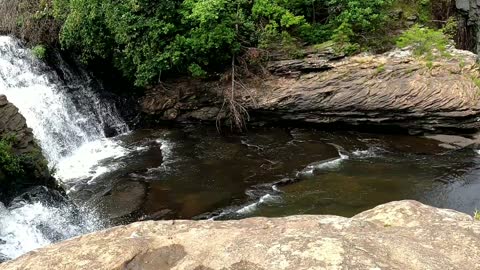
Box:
[0,95,37,154]
[457,0,480,53]
[141,48,480,133]
[0,94,53,202]
[2,200,479,270]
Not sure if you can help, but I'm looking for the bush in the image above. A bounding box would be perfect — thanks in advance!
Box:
[0,139,24,180]
[396,24,451,58]
[0,0,61,45]
[32,44,47,59]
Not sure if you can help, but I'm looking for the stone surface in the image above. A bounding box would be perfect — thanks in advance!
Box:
[456,0,480,53]
[0,95,36,154]
[0,95,53,202]
[140,48,480,133]
[2,200,479,270]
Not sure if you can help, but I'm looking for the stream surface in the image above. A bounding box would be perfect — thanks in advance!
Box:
[74,126,480,222]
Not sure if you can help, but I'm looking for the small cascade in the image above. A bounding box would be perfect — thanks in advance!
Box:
[0,36,128,164]
[0,36,129,260]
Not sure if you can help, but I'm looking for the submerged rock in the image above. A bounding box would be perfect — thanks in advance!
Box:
[2,200,479,270]
[141,48,480,134]
[8,186,67,209]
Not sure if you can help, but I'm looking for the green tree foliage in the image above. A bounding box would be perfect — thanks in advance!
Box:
[51,0,424,86]
[0,138,23,180]
[396,24,450,59]
[32,44,47,59]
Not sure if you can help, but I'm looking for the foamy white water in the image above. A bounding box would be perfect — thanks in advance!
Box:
[236,194,280,215]
[0,36,130,260]
[0,201,102,260]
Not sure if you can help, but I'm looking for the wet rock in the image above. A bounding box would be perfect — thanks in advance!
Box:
[0,95,54,202]
[2,201,479,270]
[8,186,67,209]
[456,0,480,53]
[267,58,333,76]
[273,177,300,187]
[140,48,480,134]
[425,134,480,150]
[94,181,147,220]
[0,253,8,264]
[103,126,117,138]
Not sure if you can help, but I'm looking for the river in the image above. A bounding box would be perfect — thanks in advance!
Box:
[1,36,480,260]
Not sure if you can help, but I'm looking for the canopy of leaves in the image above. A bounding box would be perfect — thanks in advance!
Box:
[0,138,23,181]
[397,24,451,58]
[51,0,407,86]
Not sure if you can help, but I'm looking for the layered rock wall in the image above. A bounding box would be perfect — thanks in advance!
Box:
[457,0,480,53]
[141,48,480,133]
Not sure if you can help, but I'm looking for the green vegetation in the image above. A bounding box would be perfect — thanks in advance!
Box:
[47,0,402,86]
[396,24,451,59]
[32,44,47,59]
[376,64,386,74]
[0,138,24,181]
[471,76,480,90]
[475,210,480,221]
[0,0,457,87]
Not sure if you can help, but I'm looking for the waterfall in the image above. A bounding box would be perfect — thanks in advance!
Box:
[0,36,129,260]
[0,36,128,164]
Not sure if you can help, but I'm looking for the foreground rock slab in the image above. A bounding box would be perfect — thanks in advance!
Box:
[141,48,480,133]
[2,201,479,270]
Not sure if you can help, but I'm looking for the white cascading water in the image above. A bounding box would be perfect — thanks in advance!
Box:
[0,36,130,260]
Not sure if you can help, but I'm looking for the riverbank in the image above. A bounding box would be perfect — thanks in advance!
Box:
[2,200,479,270]
[140,47,480,134]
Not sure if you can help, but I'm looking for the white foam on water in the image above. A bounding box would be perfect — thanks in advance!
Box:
[156,139,174,161]
[150,138,176,172]
[236,194,280,215]
[55,138,128,184]
[298,155,349,177]
[0,202,102,260]
[296,144,350,177]
[352,147,380,158]
[0,36,128,260]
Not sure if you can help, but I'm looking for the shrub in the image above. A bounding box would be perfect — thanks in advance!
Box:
[396,24,451,58]
[475,210,480,221]
[0,139,23,180]
[32,44,47,59]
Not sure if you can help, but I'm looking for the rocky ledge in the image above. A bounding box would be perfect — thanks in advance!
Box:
[141,48,480,133]
[0,94,53,202]
[2,200,479,270]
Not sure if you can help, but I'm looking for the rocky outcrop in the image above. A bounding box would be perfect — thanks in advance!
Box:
[456,0,480,53]
[2,200,479,270]
[0,95,53,202]
[141,48,480,133]
[0,95,36,154]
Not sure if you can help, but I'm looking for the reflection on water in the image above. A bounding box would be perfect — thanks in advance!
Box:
[66,126,480,222]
